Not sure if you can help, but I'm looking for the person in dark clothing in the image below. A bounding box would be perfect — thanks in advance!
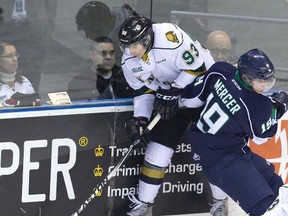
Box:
[67,36,134,101]
[75,1,136,65]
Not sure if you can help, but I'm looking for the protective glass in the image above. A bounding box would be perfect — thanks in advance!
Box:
[210,48,230,58]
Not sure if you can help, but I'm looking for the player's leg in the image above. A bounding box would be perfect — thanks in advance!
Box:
[203,152,277,216]
[252,153,283,197]
[127,141,174,216]
[127,111,189,216]
[251,153,284,216]
[209,183,228,216]
[181,108,228,215]
[139,142,174,202]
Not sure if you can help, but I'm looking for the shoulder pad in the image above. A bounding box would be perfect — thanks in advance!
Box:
[209,62,236,74]
[152,23,183,49]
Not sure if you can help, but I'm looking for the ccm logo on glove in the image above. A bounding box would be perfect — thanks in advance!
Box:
[155,93,180,100]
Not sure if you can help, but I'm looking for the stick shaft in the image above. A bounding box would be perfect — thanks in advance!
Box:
[145,113,161,132]
[70,113,161,216]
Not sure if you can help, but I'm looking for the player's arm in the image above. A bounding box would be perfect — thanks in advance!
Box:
[133,86,155,119]
[271,91,288,120]
[153,64,208,121]
[252,91,288,145]
[172,32,214,88]
[121,61,156,120]
[174,55,209,90]
[121,62,156,149]
[250,94,285,145]
[180,72,208,108]
[153,42,210,120]
[174,63,208,89]
[126,86,155,150]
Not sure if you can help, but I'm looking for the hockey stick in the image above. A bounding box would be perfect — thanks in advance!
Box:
[70,113,161,216]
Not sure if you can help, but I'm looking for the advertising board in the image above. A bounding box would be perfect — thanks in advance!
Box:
[0,101,211,216]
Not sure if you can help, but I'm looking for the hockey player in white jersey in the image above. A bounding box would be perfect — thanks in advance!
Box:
[119,15,228,216]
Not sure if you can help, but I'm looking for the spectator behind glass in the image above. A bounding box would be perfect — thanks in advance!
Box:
[75,1,136,65]
[206,30,238,65]
[0,0,58,93]
[67,37,134,101]
[0,42,40,107]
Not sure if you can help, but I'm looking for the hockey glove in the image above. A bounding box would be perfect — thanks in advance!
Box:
[125,117,151,150]
[4,92,41,107]
[153,85,183,120]
[272,91,288,119]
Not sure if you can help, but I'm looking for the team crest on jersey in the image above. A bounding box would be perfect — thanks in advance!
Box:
[165,31,179,43]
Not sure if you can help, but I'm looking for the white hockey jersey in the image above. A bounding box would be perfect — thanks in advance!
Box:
[121,22,215,118]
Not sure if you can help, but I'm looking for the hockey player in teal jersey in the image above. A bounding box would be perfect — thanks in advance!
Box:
[181,48,288,215]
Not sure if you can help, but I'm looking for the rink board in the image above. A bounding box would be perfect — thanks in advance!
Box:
[250,111,288,184]
[0,100,211,216]
[0,100,287,216]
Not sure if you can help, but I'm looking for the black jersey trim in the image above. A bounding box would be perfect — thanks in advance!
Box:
[134,86,154,96]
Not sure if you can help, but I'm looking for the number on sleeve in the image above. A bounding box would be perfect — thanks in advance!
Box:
[181,44,199,65]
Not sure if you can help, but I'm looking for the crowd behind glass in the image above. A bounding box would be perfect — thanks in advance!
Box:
[0,0,287,108]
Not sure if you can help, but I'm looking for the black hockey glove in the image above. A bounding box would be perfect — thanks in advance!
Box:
[4,92,41,107]
[272,91,288,119]
[153,85,183,120]
[125,117,151,150]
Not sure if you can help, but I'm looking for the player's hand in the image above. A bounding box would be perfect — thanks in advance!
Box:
[272,91,288,119]
[125,117,151,150]
[5,92,41,107]
[153,85,183,120]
